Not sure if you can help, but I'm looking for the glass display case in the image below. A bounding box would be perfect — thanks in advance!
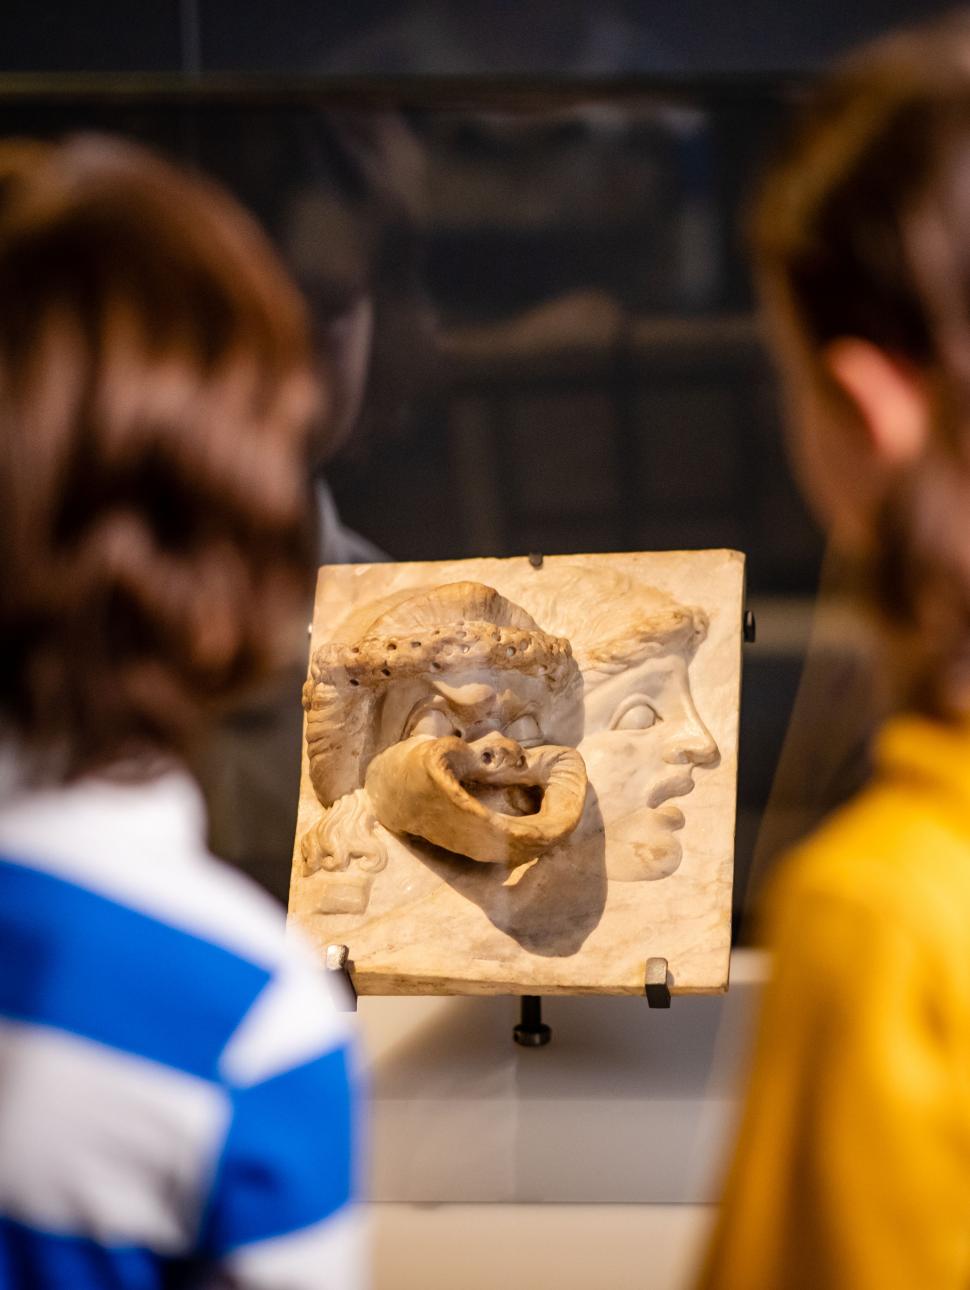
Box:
[0,73,825,926]
[0,63,849,1289]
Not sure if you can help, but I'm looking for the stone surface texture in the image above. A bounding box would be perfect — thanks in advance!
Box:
[289,551,745,995]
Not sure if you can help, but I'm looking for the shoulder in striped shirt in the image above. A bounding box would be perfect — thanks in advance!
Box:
[0,767,363,1290]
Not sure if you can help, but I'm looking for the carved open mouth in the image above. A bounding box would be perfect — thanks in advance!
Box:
[458,736,543,816]
[462,780,544,817]
[365,732,589,864]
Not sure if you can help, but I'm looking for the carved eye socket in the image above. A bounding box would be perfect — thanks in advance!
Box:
[409,709,456,739]
[612,702,659,732]
[504,714,543,747]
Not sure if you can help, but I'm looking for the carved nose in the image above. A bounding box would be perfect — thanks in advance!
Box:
[477,732,527,770]
[664,724,718,767]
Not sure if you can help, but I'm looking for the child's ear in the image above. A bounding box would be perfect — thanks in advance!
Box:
[823,337,929,465]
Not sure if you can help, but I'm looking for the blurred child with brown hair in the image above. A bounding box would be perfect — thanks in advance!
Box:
[0,136,362,1288]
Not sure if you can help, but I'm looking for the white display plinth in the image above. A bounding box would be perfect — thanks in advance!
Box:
[359,949,767,1204]
[372,1203,717,1290]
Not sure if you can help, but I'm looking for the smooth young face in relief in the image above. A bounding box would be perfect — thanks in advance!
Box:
[580,653,718,880]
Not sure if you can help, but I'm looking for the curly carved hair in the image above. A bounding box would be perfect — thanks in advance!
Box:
[302,581,582,806]
[503,563,708,691]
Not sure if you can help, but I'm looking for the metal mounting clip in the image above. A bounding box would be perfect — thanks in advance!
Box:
[645,957,671,1008]
[325,943,358,1013]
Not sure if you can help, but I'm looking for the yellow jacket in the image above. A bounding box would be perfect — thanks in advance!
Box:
[698,715,970,1290]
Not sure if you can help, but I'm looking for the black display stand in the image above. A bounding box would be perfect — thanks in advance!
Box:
[513,995,552,1046]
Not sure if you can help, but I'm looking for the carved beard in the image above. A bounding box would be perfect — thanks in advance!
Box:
[364,731,588,864]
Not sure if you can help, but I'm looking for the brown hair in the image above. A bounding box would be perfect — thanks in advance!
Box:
[0,135,321,780]
[754,12,970,717]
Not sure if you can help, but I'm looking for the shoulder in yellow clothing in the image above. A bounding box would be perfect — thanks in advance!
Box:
[775,715,970,942]
[697,715,970,1290]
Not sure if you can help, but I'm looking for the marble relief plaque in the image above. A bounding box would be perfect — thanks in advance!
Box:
[288,551,745,996]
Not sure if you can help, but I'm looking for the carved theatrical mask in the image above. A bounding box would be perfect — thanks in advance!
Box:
[300,582,589,912]
[290,551,745,998]
[506,565,718,883]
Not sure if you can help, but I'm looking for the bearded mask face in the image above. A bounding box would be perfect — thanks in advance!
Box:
[301,582,589,908]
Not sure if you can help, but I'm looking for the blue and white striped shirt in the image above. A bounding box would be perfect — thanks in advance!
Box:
[0,767,363,1289]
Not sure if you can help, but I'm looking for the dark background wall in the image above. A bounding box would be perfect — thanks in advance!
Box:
[0,0,957,75]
